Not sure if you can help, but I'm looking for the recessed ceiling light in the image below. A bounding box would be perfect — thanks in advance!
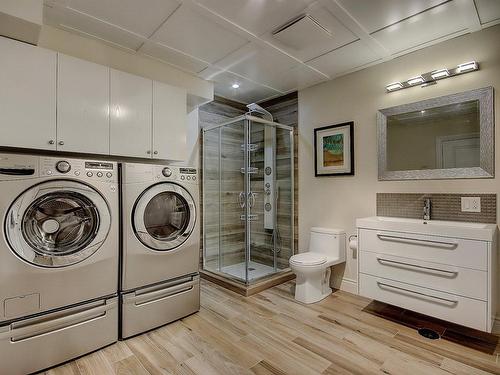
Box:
[232,83,240,89]
[457,61,478,73]
[430,69,449,80]
[407,76,425,86]
[386,82,403,91]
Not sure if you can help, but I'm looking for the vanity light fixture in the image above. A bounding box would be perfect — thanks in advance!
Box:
[385,60,479,93]
[231,83,240,89]
[430,69,449,80]
[407,76,425,86]
[386,82,403,91]
[457,61,478,72]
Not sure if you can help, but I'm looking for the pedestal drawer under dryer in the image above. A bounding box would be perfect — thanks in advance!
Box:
[359,251,488,300]
[121,274,200,339]
[359,229,488,270]
[359,273,487,331]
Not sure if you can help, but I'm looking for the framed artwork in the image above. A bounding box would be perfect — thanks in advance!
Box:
[314,121,354,176]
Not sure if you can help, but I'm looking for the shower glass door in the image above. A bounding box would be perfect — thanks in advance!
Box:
[203,116,294,285]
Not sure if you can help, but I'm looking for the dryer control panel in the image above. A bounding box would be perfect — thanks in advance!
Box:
[154,165,197,185]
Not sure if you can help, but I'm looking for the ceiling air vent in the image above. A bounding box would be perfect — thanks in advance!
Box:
[272,14,332,50]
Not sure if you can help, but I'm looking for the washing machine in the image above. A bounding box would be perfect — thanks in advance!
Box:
[0,153,119,375]
[121,162,200,339]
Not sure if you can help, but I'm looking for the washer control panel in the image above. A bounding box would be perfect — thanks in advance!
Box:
[41,158,117,183]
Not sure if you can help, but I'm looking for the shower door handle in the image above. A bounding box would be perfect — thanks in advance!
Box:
[248,192,256,208]
[238,192,246,208]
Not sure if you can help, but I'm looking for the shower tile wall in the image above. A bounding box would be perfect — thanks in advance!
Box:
[199,98,247,270]
[256,93,298,269]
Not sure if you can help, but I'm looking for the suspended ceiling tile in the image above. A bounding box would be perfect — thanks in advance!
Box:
[371,1,468,55]
[308,40,380,78]
[224,43,298,88]
[474,0,500,25]
[66,0,180,37]
[139,42,209,73]
[151,4,249,64]
[212,71,281,104]
[270,64,326,92]
[196,0,316,35]
[43,3,145,50]
[337,0,446,33]
[264,4,358,62]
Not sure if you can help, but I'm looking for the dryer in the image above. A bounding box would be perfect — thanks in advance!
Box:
[120,163,200,339]
[0,153,118,375]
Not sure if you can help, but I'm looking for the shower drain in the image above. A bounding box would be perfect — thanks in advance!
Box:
[417,328,440,340]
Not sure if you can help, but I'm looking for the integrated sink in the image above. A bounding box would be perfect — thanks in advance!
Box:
[357,216,497,241]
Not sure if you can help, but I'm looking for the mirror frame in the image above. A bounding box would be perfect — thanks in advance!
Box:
[377,86,494,181]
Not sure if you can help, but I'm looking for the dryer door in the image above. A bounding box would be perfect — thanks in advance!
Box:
[5,180,111,268]
[133,183,196,251]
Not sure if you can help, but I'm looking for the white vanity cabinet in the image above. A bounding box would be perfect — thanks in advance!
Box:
[57,54,110,154]
[357,217,497,332]
[0,37,57,151]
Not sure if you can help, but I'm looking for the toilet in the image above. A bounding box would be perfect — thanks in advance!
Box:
[289,227,346,304]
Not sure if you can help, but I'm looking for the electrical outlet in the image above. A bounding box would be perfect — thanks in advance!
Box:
[461,197,481,212]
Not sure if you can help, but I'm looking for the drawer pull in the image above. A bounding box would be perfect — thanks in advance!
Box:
[376,233,458,249]
[376,281,458,306]
[376,257,458,278]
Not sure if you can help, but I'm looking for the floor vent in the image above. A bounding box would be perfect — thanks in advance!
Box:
[418,328,441,340]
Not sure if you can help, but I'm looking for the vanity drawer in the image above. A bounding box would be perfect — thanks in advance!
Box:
[359,273,487,331]
[359,229,488,271]
[359,251,487,300]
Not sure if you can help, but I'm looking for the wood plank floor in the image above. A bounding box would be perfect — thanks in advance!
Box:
[42,280,500,375]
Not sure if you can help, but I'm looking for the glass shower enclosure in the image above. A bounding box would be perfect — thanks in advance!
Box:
[202,114,294,285]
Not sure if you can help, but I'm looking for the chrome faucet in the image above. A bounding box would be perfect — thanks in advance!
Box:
[423,198,431,221]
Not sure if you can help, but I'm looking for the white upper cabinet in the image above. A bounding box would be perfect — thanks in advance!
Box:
[110,69,152,158]
[57,54,110,154]
[0,37,56,151]
[153,81,187,161]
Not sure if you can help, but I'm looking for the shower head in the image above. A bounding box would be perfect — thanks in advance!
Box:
[246,103,273,122]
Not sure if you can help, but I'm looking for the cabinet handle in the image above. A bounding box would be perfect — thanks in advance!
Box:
[376,281,458,306]
[376,233,458,249]
[58,141,65,146]
[376,257,458,277]
[146,150,151,155]
[153,151,158,155]
[48,140,55,145]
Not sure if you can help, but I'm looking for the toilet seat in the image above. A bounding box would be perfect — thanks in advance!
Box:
[290,253,327,266]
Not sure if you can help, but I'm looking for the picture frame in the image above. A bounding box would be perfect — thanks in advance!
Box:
[314,121,354,176]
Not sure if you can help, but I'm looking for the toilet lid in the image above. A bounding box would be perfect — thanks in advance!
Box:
[290,253,327,266]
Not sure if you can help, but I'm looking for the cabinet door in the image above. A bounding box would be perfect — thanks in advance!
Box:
[152,81,187,160]
[110,69,152,158]
[0,37,56,150]
[57,54,110,154]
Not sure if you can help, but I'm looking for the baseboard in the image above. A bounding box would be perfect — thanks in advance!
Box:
[339,277,358,294]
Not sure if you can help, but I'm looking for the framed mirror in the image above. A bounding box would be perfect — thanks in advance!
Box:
[378,86,494,180]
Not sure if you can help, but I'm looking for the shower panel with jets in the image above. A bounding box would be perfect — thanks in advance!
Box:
[202,113,294,285]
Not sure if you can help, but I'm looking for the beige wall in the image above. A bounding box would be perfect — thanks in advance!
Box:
[298,25,500,296]
[38,25,213,105]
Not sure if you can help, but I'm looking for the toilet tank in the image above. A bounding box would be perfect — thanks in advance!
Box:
[309,227,346,261]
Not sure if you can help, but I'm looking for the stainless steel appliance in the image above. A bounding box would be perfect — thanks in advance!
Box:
[0,153,119,374]
[120,163,200,339]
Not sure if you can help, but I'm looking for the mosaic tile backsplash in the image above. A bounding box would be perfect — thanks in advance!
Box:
[377,193,496,224]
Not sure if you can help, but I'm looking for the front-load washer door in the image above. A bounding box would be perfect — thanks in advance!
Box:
[5,180,111,268]
[133,183,196,251]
